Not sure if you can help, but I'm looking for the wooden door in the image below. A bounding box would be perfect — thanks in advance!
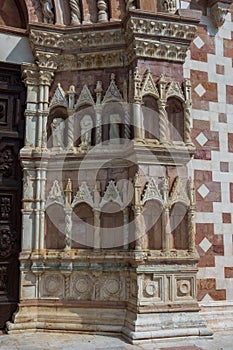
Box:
[0,63,25,328]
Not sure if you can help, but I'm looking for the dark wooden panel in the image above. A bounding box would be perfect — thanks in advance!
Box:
[0,63,25,328]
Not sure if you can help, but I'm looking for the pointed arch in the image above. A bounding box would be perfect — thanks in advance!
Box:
[166,97,184,143]
[143,199,163,250]
[72,203,94,248]
[0,0,28,29]
[170,202,189,250]
[142,95,160,140]
[45,203,66,249]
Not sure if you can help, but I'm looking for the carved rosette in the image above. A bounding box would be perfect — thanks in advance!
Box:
[43,273,64,297]
[71,274,94,299]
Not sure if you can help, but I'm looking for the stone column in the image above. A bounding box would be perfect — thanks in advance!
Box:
[69,0,81,25]
[39,161,48,250]
[162,178,171,252]
[183,79,193,146]
[134,173,143,250]
[21,64,39,149]
[97,0,108,22]
[65,209,72,249]
[39,71,54,148]
[64,179,73,249]
[95,81,103,144]
[158,75,169,145]
[93,182,101,249]
[123,207,129,249]
[94,210,101,249]
[133,68,142,139]
[67,86,75,149]
[21,162,36,251]
[34,164,41,250]
[188,178,196,253]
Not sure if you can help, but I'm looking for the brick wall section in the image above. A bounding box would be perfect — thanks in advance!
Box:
[184,6,233,302]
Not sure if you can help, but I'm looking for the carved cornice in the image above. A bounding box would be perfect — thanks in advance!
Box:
[125,10,201,63]
[28,9,201,70]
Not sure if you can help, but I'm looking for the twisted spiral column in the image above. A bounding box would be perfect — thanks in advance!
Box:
[69,0,81,25]
[188,209,196,253]
[158,99,168,144]
[67,114,74,149]
[183,100,193,146]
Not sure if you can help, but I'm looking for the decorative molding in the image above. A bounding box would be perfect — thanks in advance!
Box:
[125,17,197,42]
[50,83,68,109]
[28,10,200,68]
[141,178,163,205]
[141,69,159,99]
[166,81,185,101]
[58,51,124,71]
[75,84,95,109]
[100,181,123,208]
[46,180,65,207]
[72,182,94,208]
[169,177,190,207]
[35,51,59,70]
[102,74,123,104]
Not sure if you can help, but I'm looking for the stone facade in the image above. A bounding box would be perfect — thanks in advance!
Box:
[0,0,233,343]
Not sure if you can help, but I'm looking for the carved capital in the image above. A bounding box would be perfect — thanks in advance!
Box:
[21,64,39,86]
[35,51,59,70]
[210,1,230,27]
[39,70,54,86]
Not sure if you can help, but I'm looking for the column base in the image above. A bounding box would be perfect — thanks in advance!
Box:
[122,310,213,344]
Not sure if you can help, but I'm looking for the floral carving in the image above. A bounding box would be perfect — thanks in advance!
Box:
[0,227,16,258]
[0,148,14,177]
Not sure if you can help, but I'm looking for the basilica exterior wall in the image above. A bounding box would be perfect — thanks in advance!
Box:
[0,0,233,340]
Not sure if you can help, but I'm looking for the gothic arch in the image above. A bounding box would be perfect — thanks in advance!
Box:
[170,202,188,250]
[47,106,68,148]
[166,97,184,143]
[72,203,94,248]
[0,0,28,29]
[45,203,66,249]
[142,199,163,250]
[142,95,159,140]
[100,202,124,249]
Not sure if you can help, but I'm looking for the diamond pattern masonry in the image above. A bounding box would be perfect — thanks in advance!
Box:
[184,7,233,302]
